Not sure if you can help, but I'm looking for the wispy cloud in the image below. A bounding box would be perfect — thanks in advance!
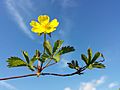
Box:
[108,82,119,88]
[0,81,17,90]
[5,0,34,39]
[61,0,78,8]
[51,0,78,8]
[58,18,74,39]
[79,76,106,90]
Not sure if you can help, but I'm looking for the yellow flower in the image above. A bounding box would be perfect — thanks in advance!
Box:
[30,15,59,35]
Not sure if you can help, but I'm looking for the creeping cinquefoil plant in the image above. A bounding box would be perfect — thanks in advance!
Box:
[0,15,105,80]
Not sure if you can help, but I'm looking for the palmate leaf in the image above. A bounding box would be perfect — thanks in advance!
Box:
[44,40,52,55]
[53,40,64,54]
[7,57,27,68]
[58,46,75,55]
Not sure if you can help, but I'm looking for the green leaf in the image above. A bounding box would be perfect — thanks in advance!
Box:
[75,60,79,67]
[67,60,79,70]
[92,62,105,69]
[22,51,29,64]
[58,46,75,55]
[7,57,27,68]
[53,53,60,62]
[44,40,52,55]
[29,50,41,71]
[71,60,75,66]
[81,54,88,65]
[28,65,35,71]
[41,53,49,62]
[35,50,41,59]
[29,56,37,67]
[53,40,64,54]
[91,52,101,63]
[67,63,74,69]
[88,48,92,63]
[87,64,93,70]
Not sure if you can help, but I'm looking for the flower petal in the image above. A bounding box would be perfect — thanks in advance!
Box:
[46,27,56,33]
[49,19,59,28]
[31,27,43,34]
[38,15,50,25]
[30,20,40,27]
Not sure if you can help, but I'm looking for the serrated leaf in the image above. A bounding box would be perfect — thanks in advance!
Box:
[7,57,27,68]
[91,52,101,64]
[53,40,64,54]
[53,53,60,62]
[81,54,89,65]
[44,40,52,55]
[58,46,75,55]
[92,62,105,69]
[88,48,92,63]
[22,51,29,64]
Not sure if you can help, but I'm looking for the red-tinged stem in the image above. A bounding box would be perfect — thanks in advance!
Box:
[0,74,37,81]
[0,67,86,81]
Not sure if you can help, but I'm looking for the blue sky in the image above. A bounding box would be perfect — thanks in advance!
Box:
[0,0,120,90]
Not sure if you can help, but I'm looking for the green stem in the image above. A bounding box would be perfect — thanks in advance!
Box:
[38,34,47,73]
[41,34,46,68]
[43,34,46,53]
[42,59,52,70]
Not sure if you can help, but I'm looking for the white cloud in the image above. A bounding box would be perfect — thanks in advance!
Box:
[79,76,106,90]
[63,76,106,90]
[64,87,72,90]
[95,76,106,85]
[0,81,17,90]
[108,82,118,88]
[5,0,34,39]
